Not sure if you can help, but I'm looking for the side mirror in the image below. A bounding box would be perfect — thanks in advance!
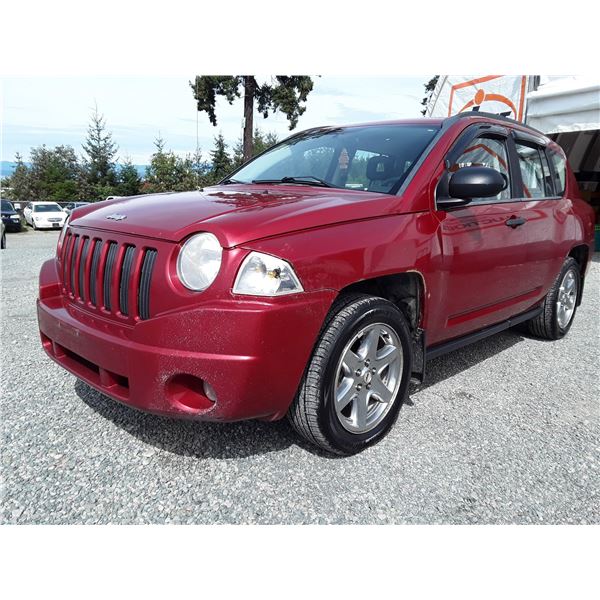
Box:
[448,166,507,201]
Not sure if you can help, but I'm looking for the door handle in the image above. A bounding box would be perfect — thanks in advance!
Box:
[505,216,526,228]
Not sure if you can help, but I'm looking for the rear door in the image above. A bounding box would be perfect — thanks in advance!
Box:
[511,134,571,296]
[430,125,537,345]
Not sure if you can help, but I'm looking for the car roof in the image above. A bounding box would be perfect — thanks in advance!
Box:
[304,113,547,139]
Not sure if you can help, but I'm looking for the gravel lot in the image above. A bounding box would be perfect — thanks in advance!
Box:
[1,229,599,524]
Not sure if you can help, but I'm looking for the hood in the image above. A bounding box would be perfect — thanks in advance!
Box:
[69,185,402,248]
[1,208,18,216]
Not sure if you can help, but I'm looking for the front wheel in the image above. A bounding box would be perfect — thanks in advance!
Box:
[526,257,581,340]
[288,294,413,455]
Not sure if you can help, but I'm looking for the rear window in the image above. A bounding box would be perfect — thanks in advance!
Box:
[547,147,567,196]
[515,142,550,198]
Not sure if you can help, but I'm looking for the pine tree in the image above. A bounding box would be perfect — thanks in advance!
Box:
[118,157,142,196]
[6,153,33,202]
[144,135,178,193]
[28,145,80,201]
[82,106,118,199]
[209,133,232,182]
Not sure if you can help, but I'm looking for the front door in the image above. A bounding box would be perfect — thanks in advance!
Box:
[431,131,538,345]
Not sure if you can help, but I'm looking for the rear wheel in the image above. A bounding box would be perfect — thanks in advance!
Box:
[526,257,580,340]
[288,294,413,455]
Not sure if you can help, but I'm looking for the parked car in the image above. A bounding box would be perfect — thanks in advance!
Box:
[1,220,5,249]
[1,199,22,232]
[37,113,595,455]
[64,202,91,215]
[24,202,67,230]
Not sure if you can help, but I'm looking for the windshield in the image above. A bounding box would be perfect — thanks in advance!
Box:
[1,200,15,211]
[34,204,63,213]
[229,124,439,194]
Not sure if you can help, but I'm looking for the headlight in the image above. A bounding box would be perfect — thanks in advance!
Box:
[177,232,222,291]
[233,252,303,296]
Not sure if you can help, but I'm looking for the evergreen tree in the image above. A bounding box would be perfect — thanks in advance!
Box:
[81,106,118,199]
[209,133,232,182]
[118,157,142,196]
[176,149,208,190]
[28,145,80,201]
[190,75,313,162]
[6,153,33,201]
[144,135,179,192]
[144,135,205,193]
[421,75,440,115]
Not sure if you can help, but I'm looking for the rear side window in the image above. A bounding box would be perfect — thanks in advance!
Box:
[515,142,551,198]
[450,136,511,202]
[547,148,567,196]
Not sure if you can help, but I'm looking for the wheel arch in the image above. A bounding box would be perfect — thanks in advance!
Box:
[567,244,589,306]
[335,270,427,381]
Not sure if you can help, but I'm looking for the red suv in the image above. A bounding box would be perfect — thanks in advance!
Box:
[37,113,595,455]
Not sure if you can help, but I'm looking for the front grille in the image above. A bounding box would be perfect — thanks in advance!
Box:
[60,231,157,321]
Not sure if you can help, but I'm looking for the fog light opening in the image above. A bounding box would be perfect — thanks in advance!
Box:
[203,381,218,403]
[166,374,216,412]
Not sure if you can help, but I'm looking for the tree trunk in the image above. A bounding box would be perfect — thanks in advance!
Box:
[243,76,255,163]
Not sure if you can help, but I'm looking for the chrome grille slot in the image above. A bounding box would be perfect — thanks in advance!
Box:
[103,242,118,311]
[61,232,73,291]
[78,237,90,301]
[119,245,136,316]
[69,235,80,295]
[138,249,157,321]
[89,240,102,306]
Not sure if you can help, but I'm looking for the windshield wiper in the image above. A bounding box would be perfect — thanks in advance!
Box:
[220,177,244,185]
[252,176,335,188]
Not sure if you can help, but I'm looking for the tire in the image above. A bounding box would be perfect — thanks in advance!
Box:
[1,232,5,249]
[288,294,413,455]
[526,257,580,340]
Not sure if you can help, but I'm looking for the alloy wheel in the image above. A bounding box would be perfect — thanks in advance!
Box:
[556,268,578,329]
[333,322,403,434]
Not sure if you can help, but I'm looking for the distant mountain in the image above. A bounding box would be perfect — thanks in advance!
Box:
[1,161,148,178]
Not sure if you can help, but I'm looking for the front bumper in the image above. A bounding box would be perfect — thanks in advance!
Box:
[2,217,22,232]
[33,220,64,229]
[37,258,336,421]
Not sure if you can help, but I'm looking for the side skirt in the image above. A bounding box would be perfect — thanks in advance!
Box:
[424,305,543,365]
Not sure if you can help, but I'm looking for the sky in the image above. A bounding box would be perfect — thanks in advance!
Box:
[1,76,428,166]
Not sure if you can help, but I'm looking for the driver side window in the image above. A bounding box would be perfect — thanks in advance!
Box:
[450,136,511,203]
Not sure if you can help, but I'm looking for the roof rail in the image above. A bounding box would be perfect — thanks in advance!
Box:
[446,110,546,136]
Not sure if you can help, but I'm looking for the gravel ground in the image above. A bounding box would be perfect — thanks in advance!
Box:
[1,229,599,524]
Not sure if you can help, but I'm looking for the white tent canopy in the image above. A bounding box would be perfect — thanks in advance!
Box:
[526,76,600,134]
